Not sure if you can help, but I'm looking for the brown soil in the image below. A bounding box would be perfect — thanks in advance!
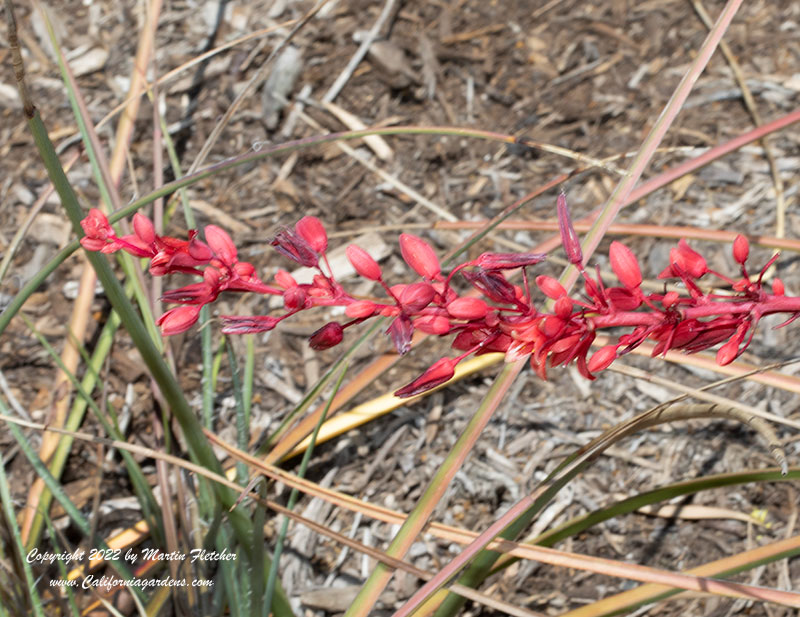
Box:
[1,0,799,615]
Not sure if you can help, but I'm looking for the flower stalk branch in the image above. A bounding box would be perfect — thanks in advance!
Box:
[80,194,798,397]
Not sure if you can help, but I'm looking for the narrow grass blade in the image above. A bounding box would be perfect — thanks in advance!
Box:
[344,360,526,616]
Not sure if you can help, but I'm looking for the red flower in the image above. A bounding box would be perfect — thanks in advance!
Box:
[346,244,382,281]
[309,322,344,350]
[394,357,457,398]
[732,234,749,265]
[659,239,708,279]
[446,297,489,320]
[609,241,642,289]
[399,233,440,279]
[205,225,237,266]
[295,216,328,253]
[157,305,201,335]
[133,213,156,245]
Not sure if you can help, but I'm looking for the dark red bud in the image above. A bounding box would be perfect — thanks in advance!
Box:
[309,322,344,350]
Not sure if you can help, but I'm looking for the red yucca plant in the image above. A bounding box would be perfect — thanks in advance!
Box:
[79,192,800,398]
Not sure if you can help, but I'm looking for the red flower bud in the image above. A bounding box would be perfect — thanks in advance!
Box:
[671,239,708,279]
[413,314,451,334]
[157,305,201,335]
[607,287,642,311]
[81,208,113,240]
[609,241,642,289]
[345,300,378,318]
[662,291,679,309]
[587,345,618,373]
[346,244,382,281]
[399,233,440,279]
[295,216,328,253]
[773,278,785,295]
[554,296,573,320]
[283,286,309,310]
[205,225,237,265]
[732,234,749,265]
[309,322,344,350]
[536,275,567,299]
[542,315,564,337]
[400,282,436,313]
[274,269,297,289]
[446,297,489,320]
[133,213,156,245]
[716,337,740,366]
[549,333,581,354]
[557,190,583,266]
[394,357,456,398]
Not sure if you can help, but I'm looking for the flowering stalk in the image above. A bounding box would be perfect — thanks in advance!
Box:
[79,197,800,398]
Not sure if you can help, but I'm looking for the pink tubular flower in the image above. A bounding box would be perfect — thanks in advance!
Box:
[205,225,237,266]
[295,216,328,253]
[399,233,440,279]
[346,244,382,281]
[309,322,344,350]
[394,357,457,398]
[157,305,201,335]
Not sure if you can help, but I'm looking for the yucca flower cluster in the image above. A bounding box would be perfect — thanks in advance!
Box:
[79,195,799,398]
